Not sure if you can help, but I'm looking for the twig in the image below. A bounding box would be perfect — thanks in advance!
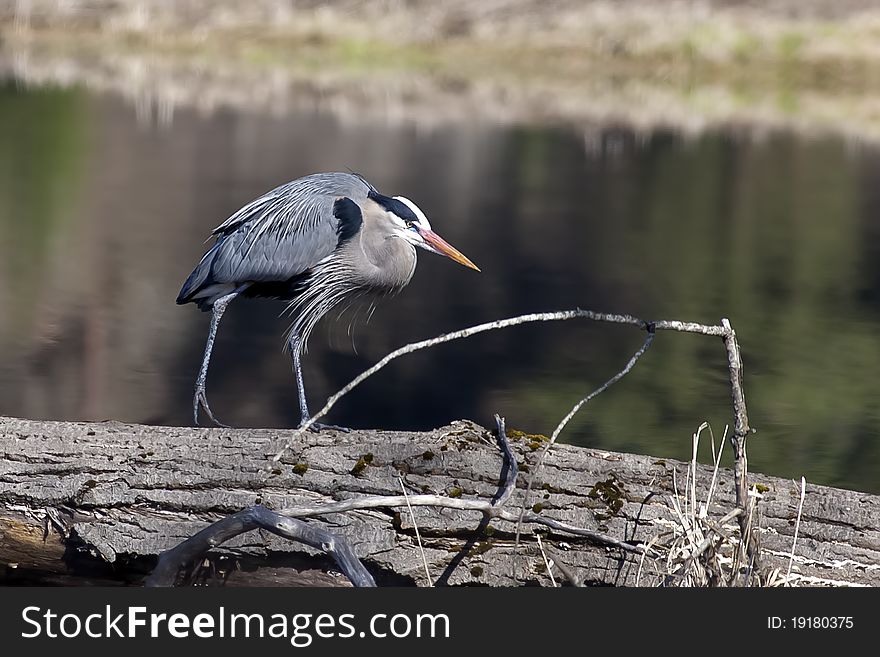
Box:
[492,414,517,507]
[689,422,699,525]
[720,318,757,568]
[275,417,644,558]
[513,330,655,577]
[786,476,807,585]
[536,534,557,587]
[263,308,754,582]
[276,495,646,554]
[146,505,375,587]
[398,475,432,585]
[270,309,731,464]
[547,331,656,449]
[435,416,516,585]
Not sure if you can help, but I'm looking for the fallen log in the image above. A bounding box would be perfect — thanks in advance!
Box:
[0,415,877,586]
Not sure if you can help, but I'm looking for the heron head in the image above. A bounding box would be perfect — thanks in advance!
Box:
[371,192,480,272]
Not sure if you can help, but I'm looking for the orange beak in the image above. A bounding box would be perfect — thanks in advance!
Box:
[417,227,481,272]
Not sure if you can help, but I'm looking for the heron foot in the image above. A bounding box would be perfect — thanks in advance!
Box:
[194,387,229,428]
[301,421,352,433]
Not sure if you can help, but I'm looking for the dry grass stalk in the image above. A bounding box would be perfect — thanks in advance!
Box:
[641,422,770,587]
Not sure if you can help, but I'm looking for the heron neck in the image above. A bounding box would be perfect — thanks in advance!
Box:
[353,224,417,291]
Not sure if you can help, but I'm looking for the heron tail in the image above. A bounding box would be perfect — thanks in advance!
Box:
[176,242,224,310]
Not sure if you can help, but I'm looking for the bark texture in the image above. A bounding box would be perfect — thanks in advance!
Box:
[0,416,877,586]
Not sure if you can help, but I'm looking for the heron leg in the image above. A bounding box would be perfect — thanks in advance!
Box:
[193,287,244,427]
[288,332,351,433]
[288,332,311,424]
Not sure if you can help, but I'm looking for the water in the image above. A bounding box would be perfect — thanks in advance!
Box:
[2,80,879,493]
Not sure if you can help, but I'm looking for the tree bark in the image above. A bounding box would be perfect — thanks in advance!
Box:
[0,416,877,586]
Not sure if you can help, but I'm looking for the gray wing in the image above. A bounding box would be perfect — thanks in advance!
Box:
[178,173,374,303]
[210,172,374,282]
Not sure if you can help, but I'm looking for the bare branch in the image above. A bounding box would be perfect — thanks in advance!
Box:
[264,308,753,583]
[547,331,656,447]
[146,505,376,587]
[720,317,758,571]
[492,414,518,507]
[276,495,646,555]
[513,331,656,578]
[270,309,729,464]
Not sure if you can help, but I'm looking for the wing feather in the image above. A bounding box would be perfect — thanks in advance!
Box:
[206,172,373,284]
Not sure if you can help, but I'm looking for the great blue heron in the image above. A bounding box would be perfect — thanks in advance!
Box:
[177,172,480,428]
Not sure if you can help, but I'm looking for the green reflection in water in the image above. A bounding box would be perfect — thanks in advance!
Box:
[0,82,86,331]
[504,131,880,493]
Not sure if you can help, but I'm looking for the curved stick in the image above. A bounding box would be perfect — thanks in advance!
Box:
[266,308,754,577]
[146,505,375,587]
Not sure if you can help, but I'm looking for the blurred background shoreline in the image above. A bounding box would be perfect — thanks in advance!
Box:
[4,0,880,139]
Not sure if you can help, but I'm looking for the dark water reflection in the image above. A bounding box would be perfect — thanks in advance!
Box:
[2,82,879,493]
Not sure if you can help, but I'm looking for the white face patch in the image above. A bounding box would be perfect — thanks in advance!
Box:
[393,195,432,230]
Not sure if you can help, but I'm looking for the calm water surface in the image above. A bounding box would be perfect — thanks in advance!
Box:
[2,81,879,492]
